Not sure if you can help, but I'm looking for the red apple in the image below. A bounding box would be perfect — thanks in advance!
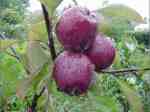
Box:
[53,51,95,95]
[56,6,97,52]
[86,34,116,70]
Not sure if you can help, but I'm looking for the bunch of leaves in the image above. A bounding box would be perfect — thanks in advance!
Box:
[98,16,133,40]
[97,4,144,40]
[127,31,150,48]
[0,52,26,110]
[0,0,29,38]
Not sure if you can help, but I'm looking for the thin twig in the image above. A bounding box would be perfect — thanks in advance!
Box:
[41,4,56,60]
[29,86,46,112]
[9,48,20,60]
[41,4,56,112]
[5,51,20,60]
[101,68,150,74]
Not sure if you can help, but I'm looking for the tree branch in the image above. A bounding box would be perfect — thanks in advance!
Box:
[28,4,57,112]
[5,51,20,60]
[28,86,46,112]
[101,67,150,75]
[41,4,56,61]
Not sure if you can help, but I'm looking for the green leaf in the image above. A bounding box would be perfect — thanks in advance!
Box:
[26,41,49,74]
[0,39,18,51]
[0,52,25,98]
[117,79,144,112]
[16,62,50,99]
[97,4,144,37]
[142,71,150,85]
[129,50,150,68]
[88,94,122,112]
[31,62,51,89]
[27,10,44,24]
[39,0,62,15]
[28,21,48,42]
[16,41,51,98]
[100,4,144,23]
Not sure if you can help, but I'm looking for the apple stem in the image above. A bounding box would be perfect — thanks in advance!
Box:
[41,4,56,61]
[101,67,150,75]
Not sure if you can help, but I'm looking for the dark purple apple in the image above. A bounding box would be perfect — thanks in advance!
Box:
[53,51,95,95]
[56,6,97,52]
[86,34,116,70]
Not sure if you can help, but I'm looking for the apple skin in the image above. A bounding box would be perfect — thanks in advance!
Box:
[86,34,116,70]
[56,6,97,52]
[53,51,95,95]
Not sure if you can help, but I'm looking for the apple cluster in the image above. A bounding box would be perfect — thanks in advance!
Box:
[53,6,116,95]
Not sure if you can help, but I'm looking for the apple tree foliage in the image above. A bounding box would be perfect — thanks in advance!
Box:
[0,0,29,39]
